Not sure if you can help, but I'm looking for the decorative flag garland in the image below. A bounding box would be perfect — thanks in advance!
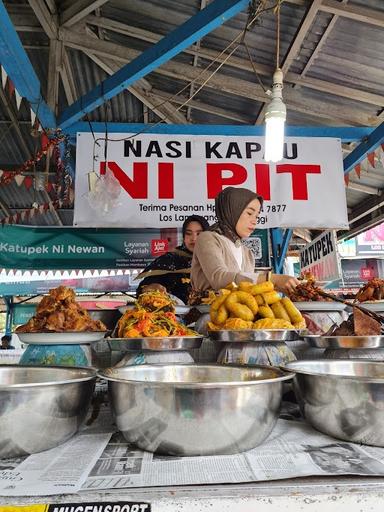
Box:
[0,134,64,186]
[345,143,384,185]
[0,63,74,226]
[0,199,63,226]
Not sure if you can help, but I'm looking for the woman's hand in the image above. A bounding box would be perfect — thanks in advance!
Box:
[270,274,300,295]
[141,283,167,294]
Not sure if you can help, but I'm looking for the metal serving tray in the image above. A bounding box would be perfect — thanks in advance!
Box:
[302,335,384,349]
[208,329,301,342]
[17,331,108,345]
[107,336,203,352]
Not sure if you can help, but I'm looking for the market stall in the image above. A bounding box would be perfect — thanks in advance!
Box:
[1,0,384,509]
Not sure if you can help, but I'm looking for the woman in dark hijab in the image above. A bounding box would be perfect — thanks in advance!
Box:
[191,187,298,294]
[137,215,209,304]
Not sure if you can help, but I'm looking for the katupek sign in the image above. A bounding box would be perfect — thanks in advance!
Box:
[74,133,348,229]
[300,230,341,282]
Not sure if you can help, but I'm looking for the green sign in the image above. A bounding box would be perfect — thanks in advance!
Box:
[0,225,174,270]
[13,304,37,325]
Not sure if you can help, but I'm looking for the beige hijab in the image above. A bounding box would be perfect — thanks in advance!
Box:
[209,187,263,243]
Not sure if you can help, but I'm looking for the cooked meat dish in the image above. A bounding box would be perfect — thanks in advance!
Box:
[355,278,384,302]
[16,286,107,333]
[328,307,381,336]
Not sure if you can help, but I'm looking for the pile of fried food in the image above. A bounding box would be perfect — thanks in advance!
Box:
[355,278,384,303]
[206,281,306,331]
[288,275,333,302]
[116,290,198,338]
[16,286,107,333]
[329,307,381,336]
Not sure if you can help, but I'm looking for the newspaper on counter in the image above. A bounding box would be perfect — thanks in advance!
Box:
[0,431,112,496]
[81,418,384,491]
[4,401,384,497]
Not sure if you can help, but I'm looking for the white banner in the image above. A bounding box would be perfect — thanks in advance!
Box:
[74,133,348,229]
[300,230,341,282]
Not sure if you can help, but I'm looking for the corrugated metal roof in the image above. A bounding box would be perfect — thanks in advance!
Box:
[0,0,383,234]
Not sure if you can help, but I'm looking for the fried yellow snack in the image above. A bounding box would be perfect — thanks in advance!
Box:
[294,318,307,330]
[271,302,291,322]
[262,291,281,305]
[258,305,275,318]
[250,281,274,296]
[281,297,304,325]
[211,291,230,308]
[225,282,238,291]
[210,304,228,325]
[201,290,218,305]
[207,321,222,331]
[253,318,294,330]
[224,318,253,330]
[238,281,253,292]
[228,304,254,321]
[255,294,264,306]
[225,291,259,321]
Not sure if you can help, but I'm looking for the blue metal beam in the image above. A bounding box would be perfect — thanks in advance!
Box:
[58,0,251,129]
[0,1,56,130]
[344,121,384,174]
[4,296,13,337]
[270,228,292,274]
[64,122,373,142]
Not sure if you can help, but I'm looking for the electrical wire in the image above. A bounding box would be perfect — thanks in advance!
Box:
[243,40,268,93]
[90,0,283,167]
[275,0,281,68]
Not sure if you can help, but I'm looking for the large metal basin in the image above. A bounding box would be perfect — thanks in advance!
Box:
[0,365,96,458]
[285,360,384,447]
[99,363,293,456]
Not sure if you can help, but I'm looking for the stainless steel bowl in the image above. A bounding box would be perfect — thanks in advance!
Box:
[285,360,384,447]
[99,363,293,456]
[0,365,96,458]
[87,309,121,330]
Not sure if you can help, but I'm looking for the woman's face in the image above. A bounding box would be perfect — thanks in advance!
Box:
[235,198,261,239]
[183,221,204,252]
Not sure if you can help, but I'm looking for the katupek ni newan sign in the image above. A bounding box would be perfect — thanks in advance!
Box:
[74,133,348,229]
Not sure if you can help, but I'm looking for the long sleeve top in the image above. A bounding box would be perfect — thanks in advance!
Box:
[191,231,262,291]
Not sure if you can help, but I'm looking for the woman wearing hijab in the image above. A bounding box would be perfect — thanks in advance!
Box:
[137,215,209,304]
[191,187,299,295]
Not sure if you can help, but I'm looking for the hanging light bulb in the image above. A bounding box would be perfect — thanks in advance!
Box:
[264,68,286,163]
[264,1,286,163]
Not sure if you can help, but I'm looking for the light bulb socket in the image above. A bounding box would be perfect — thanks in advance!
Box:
[272,68,284,87]
[265,96,286,121]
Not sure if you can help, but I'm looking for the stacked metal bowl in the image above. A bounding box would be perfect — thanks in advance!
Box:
[285,359,384,447]
[0,365,96,458]
[99,363,293,456]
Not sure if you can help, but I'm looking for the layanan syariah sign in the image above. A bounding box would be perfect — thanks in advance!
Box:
[74,133,348,229]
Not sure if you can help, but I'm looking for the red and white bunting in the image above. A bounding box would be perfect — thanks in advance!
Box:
[1,67,7,89]
[30,108,36,127]
[14,175,25,187]
[354,163,361,179]
[15,89,22,110]
[24,176,33,190]
[7,79,15,98]
[367,151,376,168]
